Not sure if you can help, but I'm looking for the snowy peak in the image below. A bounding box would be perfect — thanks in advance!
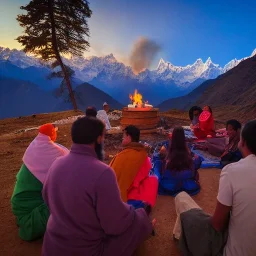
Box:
[251,48,256,57]
[0,45,255,86]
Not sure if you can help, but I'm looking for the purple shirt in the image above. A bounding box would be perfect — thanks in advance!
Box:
[42,144,152,256]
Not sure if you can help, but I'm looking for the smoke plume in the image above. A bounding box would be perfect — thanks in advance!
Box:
[129,37,160,74]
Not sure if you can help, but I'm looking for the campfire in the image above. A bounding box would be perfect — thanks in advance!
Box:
[121,89,159,134]
[128,89,153,110]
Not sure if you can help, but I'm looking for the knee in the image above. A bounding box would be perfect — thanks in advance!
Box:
[175,192,190,206]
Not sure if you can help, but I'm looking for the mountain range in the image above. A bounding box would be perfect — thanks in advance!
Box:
[1,45,256,119]
[158,54,256,122]
[0,76,122,119]
[1,46,256,105]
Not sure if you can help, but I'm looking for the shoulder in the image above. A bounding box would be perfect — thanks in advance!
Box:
[222,157,246,173]
[96,165,117,185]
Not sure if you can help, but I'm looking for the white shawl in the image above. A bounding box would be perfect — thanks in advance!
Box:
[97,110,111,130]
[23,133,69,184]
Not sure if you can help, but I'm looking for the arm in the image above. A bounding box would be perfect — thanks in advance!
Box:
[130,157,151,188]
[211,201,231,232]
[96,167,152,236]
[211,166,232,232]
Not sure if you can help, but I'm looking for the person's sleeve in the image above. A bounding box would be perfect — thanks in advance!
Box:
[217,166,233,206]
[131,157,151,188]
[95,167,151,235]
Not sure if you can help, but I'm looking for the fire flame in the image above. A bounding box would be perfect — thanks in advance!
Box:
[129,89,143,106]
[128,89,153,109]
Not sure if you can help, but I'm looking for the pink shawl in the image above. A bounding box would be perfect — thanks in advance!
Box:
[23,133,69,184]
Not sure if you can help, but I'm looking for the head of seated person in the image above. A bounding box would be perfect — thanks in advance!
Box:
[103,102,110,113]
[238,120,256,157]
[226,119,241,141]
[85,106,97,117]
[189,106,202,127]
[122,125,140,146]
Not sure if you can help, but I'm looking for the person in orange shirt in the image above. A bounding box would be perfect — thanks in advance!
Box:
[110,125,158,208]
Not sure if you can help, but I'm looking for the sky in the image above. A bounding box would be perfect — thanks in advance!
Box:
[0,0,256,67]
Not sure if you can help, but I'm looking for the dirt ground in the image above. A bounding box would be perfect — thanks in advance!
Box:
[0,110,221,256]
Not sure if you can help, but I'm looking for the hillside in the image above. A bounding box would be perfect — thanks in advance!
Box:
[157,79,216,111]
[0,78,123,119]
[196,56,256,107]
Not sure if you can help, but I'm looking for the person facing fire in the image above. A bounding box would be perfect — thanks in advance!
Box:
[11,123,69,241]
[110,125,158,209]
[97,102,111,130]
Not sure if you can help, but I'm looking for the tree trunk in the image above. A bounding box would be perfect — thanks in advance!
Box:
[48,0,78,110]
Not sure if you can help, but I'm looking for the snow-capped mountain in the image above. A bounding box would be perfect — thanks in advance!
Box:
[1,45,255,85]
[0,46,43,69]
[1,45,256,105]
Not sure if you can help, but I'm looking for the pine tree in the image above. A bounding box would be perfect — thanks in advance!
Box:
[16,0,92,110]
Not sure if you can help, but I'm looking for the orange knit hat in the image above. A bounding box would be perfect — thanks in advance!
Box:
[39,123,57,142]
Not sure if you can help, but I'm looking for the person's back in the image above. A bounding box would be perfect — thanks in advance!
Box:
[43,117,152,256]
[219,155,256,256]
[158,127,201,196]
[11,124,68,241]
[216,120,256,256]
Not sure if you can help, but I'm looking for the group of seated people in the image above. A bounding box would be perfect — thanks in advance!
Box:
[189,105,243,166]
[10,104,256,256]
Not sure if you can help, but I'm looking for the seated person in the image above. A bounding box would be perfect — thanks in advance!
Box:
[189,106,203,129]
[11,124,69,241]
[193,106,215,139]
[110,125,158,208]
[206,119,242,166]
[155,127,201,196]
[42,117,153,256]
[97,102,111,130]
[85,106,97,117]
[173,120,256,256]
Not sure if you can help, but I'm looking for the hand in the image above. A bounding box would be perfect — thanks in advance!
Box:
[152,218,157,228]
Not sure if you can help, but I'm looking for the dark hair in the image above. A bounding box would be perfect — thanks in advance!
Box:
[124,125,140,142]
[71,117,105,144]
[166,127,193,171]
[85,106,97,117]
[189,106,203,120]
[226,119,242,131]
[241,120,256,154]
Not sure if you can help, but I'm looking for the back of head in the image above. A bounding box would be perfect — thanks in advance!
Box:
[167,127,193,171]
[85,106,97,117]
[124,125,140,142]
[241,120,256,155]
[226,119,242,131]
[71,117,105,145]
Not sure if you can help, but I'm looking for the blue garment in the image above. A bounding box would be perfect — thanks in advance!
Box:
[156,168,200,197]
[151,141,201,197]
[127,200,146,209]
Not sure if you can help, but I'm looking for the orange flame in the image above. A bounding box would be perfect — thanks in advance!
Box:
[129,89,143,106]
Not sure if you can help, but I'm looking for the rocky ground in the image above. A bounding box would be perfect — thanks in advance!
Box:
[0,110,223,256]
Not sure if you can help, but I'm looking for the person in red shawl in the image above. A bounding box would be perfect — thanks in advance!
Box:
[193,106,215,139]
